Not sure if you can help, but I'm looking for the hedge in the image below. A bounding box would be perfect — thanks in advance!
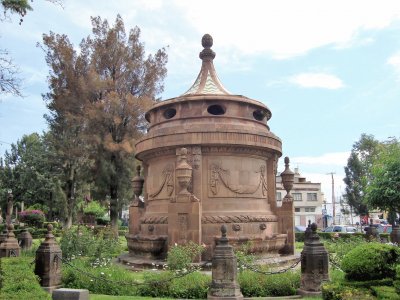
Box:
[0,257,51,300]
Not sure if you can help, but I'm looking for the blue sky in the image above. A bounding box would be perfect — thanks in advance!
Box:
[1,0,400,205]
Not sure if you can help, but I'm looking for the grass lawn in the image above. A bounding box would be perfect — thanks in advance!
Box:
[90,295,175,300]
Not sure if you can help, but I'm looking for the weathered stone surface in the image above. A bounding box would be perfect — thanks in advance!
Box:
[126,34,294,260]
[208,225,243,300]
[35,224,62,292]
[390,225,400,244]
[18,228,33,250]
[0,224,20,257]
[52,288,89,300]
[298,223,329,296]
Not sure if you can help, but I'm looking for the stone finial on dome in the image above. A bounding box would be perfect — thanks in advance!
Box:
[199,34,216,60]
[202,34,213,48]
[183,34,230,95]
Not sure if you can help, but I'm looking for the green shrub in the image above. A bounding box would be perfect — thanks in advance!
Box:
[238,270,300,297]
[295,232,305,242]
[83,201,106,218]
[324,235,368,269]
[341,242,400,281]
[168,271,210,299]
[394,264,400,294]
[321,282,375,300]
[166,241,204,271]
[370,286,400,300]
[234,242,256,271]
[60,226,122,261]
[62,258,139,296]
[0,257,51,300]
[18,210,46,227]
[136,271,210,299]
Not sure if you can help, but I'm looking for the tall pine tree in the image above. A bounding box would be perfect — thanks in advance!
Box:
[42,15,167,230]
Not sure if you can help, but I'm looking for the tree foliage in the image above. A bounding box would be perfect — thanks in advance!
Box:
[0,132,64,220]
[41,15,167,230]
[343,134,380,215]
[366,138,400,225]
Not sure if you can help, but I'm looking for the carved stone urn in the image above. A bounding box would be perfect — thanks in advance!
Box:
[175,148,192,195]
[281,157,295,201]
[132,165,145,206]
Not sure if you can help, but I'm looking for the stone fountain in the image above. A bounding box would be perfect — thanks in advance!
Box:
[125,34,295,261]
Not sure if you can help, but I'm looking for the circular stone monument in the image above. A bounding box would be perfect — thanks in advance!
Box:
[126,34,294,260]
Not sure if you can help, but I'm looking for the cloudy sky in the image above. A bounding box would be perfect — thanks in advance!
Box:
[1,0,400,209]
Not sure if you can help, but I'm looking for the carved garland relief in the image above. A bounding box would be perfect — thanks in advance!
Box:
[148,163,174,199]
[209,162,268,197]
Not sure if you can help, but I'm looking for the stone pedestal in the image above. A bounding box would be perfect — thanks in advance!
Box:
[0,228,8,245]
[18,228,33,250]
[35,224,62,292]
[208,225,243,300]
[365,220,380,241]
[168,198,201,247]
[0,224,20,257]
[390,225,400,244]
[298,223,329,296]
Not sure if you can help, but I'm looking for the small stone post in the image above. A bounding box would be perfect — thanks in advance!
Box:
[18,227,33,250]
[390,224,400,244]
[208,225,243,300]
[0,224,20,257]
[365,219,380,241]
[0,227,8,245]
[298,222,329,296]
[35,224,62,292]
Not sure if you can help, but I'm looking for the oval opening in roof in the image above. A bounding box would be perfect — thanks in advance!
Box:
[207,104,225,115]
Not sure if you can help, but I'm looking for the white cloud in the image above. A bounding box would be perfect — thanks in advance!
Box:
[174,0,400,58]
[291,152,350,166]
[289,73,344,89]
[387,52,400,80]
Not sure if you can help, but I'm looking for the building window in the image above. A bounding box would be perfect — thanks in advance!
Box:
[305,207,316,212]
[293,193,302,201]
[294,208,300,212]
[307,193,317,201]
[276,192,281,201]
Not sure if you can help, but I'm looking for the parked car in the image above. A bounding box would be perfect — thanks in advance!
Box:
[295,225,307,232]
[323,225,357,233]
[371,223,392,233]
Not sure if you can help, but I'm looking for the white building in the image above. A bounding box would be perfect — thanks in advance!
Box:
[276,168,325,228]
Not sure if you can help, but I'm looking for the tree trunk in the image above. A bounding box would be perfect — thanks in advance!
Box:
[110,183,119,235]
[64,178,75,229]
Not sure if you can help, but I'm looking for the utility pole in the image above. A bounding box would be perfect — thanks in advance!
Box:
[327,172,336,225]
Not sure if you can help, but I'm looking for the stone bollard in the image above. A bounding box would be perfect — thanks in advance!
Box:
[18,227,33,250]
[208,224,243,300]
[35,224,62,292]
[0,224,21,257]
[298,222,329,296]
[365,219,380,241]
[390,225,400,244]
[0,227,8,245]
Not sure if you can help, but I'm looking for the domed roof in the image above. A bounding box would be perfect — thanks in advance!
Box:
[182,34,231,96]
